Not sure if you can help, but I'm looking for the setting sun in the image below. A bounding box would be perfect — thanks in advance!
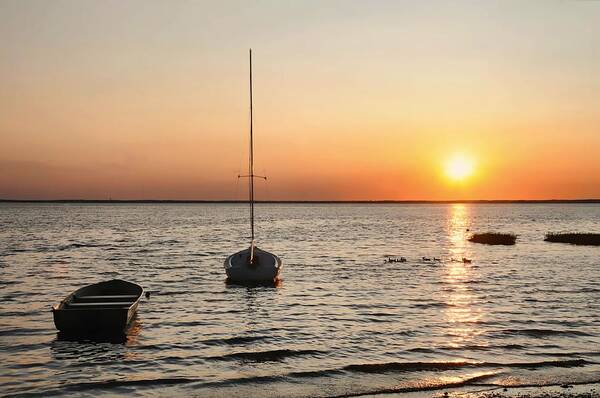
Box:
[445,154,475,181]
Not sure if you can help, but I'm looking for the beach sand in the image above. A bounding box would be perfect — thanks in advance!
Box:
[363,383,600,398]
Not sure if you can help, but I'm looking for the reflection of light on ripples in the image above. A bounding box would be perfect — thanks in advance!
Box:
[444,204,483,347]
[447,204,470,259]
[125,317,142,352]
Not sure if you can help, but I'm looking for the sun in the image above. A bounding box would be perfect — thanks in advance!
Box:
[445,154,475,181]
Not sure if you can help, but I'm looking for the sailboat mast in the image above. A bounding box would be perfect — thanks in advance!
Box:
[249,49,255,260]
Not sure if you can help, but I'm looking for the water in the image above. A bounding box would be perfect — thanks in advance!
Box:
[1,203,599,397]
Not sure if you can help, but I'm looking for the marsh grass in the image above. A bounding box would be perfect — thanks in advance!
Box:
[468,232,517,245]
[544,233,600,246]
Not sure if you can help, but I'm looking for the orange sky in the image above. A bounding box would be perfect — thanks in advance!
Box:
[1,1,599,200]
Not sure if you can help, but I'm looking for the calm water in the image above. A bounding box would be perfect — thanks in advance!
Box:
[1,203,599,397]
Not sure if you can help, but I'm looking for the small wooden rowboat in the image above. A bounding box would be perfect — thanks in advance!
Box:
[52,279,143,334]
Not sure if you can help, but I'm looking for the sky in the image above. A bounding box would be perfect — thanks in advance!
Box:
[1,0,599,200]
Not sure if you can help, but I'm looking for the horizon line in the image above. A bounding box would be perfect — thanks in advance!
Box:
[1,199,600,204]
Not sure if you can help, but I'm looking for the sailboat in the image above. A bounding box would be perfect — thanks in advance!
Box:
[224,49,283,284]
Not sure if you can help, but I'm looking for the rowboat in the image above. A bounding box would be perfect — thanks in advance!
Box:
[52,279,143,334]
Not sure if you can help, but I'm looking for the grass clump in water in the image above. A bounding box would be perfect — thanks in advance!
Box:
[544,232,600,246]
[468,232,517,245]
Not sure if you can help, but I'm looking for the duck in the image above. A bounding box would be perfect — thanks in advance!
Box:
[462,257,472,264]
[422,257,431,262]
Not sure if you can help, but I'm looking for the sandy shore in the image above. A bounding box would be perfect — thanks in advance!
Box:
[358,383,600,398]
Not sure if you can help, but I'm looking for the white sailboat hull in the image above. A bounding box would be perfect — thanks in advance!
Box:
[224,247,282,284]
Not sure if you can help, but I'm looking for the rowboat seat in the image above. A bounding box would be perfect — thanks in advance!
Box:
[68,302,134,307]
[75,295,138,300]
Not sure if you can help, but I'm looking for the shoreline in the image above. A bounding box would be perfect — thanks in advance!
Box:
[355,382,600,398]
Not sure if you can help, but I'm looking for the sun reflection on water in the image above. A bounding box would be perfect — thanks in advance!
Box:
[447,204,470,259]
[444,204,483,348]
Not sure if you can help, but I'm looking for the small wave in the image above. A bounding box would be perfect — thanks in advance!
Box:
[412,301,455,309]
[58,377,195,393]
[57,242,106,251]
[524,351,600,358]
[343,361,476,373]
[0,309,43,318]
[135,343,197,351]
[323,372,500,398]
[98,271,119,276]
[438,343,526,352]
[8,361,51,369]
[489,376,600,390]
[0,280,21,287]
[209,348,326,362]
[8,242,109,253]
[287,368,346,378]
[198,373,284,388]
[501,328,592,338]
[151,239,181,245]
[8,341,48,352]
[9,248,32,253]
[134,248,157,253]
[342,359,590,373]
[204,297,230,303]
[0,327,50,337]
[405,347,435,353]
[505,359,590,369]
[202,335,269,346]
[163,320,207,327]
[579,287,600,293]
[152,290,193,296]
[153,264,189,270]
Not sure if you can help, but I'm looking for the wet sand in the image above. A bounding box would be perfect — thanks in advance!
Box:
[369,382,600,398]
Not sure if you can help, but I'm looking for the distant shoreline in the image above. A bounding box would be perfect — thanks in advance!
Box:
[1,199,599,204]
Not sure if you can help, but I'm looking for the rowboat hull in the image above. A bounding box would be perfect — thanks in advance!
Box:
[225,247,282,284]
[52,279,143,334]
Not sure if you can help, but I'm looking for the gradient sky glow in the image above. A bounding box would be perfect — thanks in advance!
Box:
[1,0,599,200]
